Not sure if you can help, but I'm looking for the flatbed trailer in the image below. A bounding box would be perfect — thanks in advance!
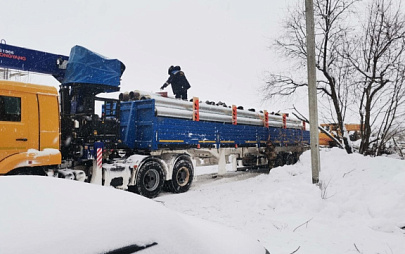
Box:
[120,98,309,151]
[95,96,310,198]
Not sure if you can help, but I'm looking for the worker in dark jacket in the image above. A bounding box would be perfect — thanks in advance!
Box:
[161,65,191,100]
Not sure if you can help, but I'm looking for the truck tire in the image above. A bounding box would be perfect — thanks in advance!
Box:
[7,167,47,176]
[166,159,194,193]
[136,161,164,198]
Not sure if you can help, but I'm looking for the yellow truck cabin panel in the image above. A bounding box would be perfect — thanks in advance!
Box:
[0,80,61,174]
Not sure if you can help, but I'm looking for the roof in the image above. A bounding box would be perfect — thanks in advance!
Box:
[0,80,58,96]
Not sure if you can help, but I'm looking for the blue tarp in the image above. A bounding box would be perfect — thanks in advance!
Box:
[62,45,125,88]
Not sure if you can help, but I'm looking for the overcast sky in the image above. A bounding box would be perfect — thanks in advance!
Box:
[2,0,304,112]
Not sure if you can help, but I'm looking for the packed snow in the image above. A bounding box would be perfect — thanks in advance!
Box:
[1,148,404,253]
[156,148,405,254]
[0,176,267,254]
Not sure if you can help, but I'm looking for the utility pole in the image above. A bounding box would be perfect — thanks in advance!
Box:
[305,0,321,184]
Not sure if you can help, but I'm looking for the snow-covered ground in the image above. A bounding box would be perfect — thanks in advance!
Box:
[157,148,405,254]
[0,177,267,254]
[1,148,404,254]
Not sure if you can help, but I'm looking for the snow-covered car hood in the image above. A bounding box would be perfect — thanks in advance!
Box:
[0,176,267,254]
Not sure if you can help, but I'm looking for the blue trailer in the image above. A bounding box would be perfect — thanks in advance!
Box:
[96,96,310,198]
[120,99,309,151]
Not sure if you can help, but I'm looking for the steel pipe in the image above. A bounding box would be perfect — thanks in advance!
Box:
[122,90,303,128]
[155,106,303,129]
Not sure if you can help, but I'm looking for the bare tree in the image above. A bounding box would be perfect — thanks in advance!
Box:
[263,0,359,154]
[373,71,405,155]
[343,0,405,155]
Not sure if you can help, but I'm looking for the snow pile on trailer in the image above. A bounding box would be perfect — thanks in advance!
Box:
[62,45,125,88]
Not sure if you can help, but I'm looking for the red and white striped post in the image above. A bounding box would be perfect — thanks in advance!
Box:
[97,147,103,169]
[91,142,104,184]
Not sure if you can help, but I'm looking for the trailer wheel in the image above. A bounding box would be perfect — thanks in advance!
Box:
[285,153,296,165]
[292,152,299,164]
[136,161,164,198]
[167,159,194,193]
[274,154,284,167]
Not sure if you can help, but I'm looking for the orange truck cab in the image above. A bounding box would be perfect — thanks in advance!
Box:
[0,80,61,175]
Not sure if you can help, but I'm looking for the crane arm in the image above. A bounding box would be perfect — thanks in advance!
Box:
[0,43,68,82]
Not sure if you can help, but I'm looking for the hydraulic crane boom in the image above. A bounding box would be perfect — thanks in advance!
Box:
[0,42,125,89]
[0,43,68,82]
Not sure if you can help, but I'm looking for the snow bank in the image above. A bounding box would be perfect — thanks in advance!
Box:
[1,148,403,254]
[157,148,405,254]
[0,176,267,254]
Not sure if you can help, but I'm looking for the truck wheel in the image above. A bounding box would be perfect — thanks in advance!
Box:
[167,159,194,193]
[136,161,164,198]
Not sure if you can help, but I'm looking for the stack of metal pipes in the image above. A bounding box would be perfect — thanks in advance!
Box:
[119,91,303,129]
